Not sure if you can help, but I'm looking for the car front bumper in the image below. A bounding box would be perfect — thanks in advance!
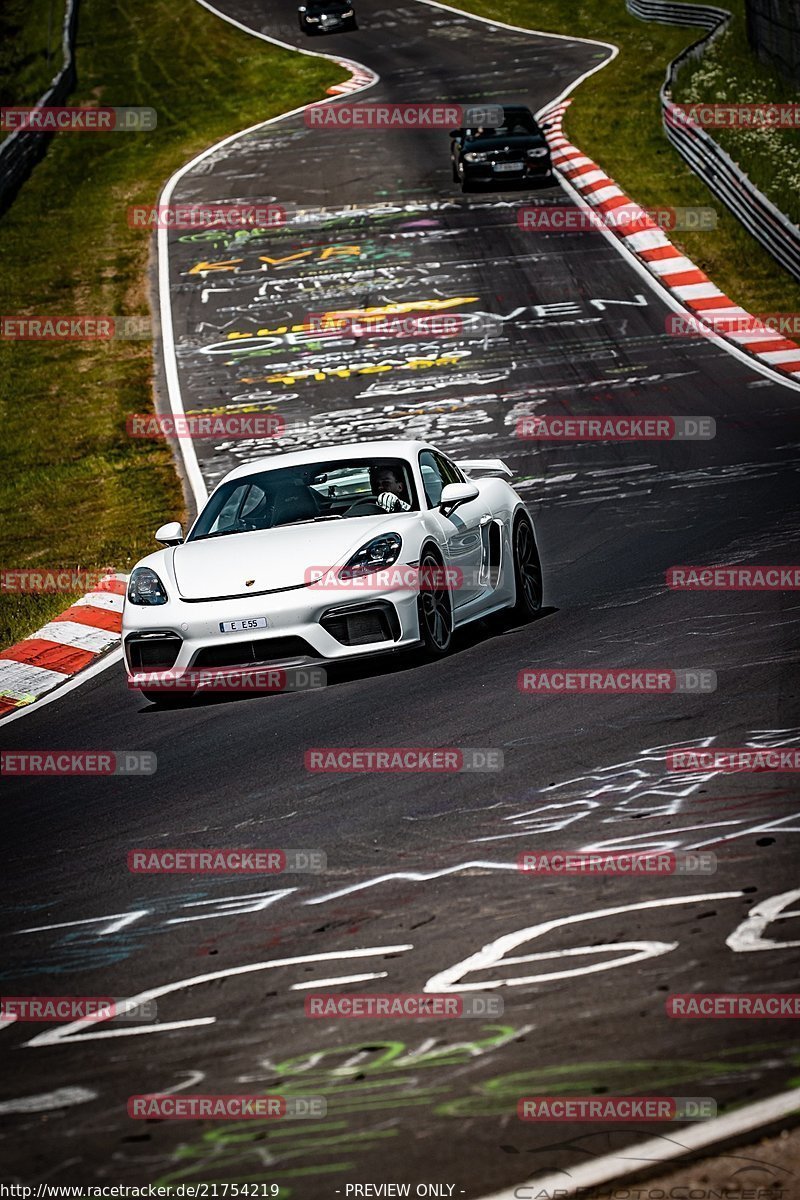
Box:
[122,578,422,682]
[464,160,551,182]
[303,16,352,30]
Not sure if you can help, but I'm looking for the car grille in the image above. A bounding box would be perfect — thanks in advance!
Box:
[320,602,400,647]
[192,637,319,669]
[126,633,182,672]
[490,149,526,163]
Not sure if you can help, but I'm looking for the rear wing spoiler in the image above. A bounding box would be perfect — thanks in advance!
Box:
[456,458,513,479]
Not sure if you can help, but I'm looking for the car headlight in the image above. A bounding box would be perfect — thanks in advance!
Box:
[128,567,169,606]
[526,147,549,159]
[464,151,490,163]
[339,533,402,580]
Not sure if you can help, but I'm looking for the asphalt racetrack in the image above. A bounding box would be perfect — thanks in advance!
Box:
[1,0,799,1193]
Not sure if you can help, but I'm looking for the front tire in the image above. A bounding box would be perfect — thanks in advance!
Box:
[416,549,453,656]
[510,515,543,620]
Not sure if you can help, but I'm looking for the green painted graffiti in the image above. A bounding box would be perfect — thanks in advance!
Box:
[154,1037,799,1193]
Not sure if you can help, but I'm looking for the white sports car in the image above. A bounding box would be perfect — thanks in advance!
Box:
[123,440,543,703]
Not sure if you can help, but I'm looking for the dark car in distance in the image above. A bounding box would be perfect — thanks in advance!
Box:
[450,105,553,192]
[298,0,357,33]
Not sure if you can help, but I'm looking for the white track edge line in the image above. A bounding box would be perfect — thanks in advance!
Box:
[0,649,124,728]
[7,0,796,738]
[474,1085,800,1199]
[556,168,800,392]
[158,0,381,514]
[0,3,381,728]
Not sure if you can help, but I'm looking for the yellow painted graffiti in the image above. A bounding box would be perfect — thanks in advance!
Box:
[258,244,361,266]
[187,258,243,275]
[323,296,477,318]
[188,244,362,276]
[241,352,469,386]
[223,297,479,341]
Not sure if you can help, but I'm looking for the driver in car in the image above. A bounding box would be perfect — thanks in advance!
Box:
[372,465,412,513]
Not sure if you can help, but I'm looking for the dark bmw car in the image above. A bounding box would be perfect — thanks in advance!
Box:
[450,105,553,192]
[298,0,357,33]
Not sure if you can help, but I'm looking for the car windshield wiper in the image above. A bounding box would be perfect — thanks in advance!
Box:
[291,514,345,525]
[192,513,349,539]
[190,530,244,542]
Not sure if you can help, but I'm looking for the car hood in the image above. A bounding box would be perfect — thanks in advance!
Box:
[463,133,547,152]
[171,515,404,601]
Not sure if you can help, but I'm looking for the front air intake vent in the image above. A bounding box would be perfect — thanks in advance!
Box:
[320,602,400,646]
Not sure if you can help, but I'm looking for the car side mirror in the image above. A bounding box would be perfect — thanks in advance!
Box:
[439,481,479,517]
[155,521,184,545]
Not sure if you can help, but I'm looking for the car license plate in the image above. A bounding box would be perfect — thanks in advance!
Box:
[494,162,523,172]
[219,617,268,633]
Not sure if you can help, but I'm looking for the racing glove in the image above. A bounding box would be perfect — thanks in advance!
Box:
[377,491,411,513]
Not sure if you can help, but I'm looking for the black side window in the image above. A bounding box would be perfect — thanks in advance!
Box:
[419,451,445,507]
[433,453,463,486]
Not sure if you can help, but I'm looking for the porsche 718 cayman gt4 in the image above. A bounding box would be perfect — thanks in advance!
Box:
[123,440,543,702]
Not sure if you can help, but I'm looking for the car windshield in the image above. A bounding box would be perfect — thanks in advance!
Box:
[468,111,539,139]
[189,457,418,540]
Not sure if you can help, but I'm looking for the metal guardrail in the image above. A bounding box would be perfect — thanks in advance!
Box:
[0,0,80,216]
[626,0,800,282]
[628,0,726,29]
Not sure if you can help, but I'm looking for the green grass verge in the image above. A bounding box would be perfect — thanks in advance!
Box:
[1,0,69,107]
[674,0,800,228]
[0,0,345,650]
[445,0,800,313]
